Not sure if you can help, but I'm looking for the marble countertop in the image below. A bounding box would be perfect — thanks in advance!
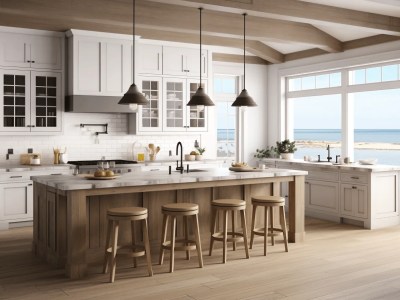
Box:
[31,167,308,191]
[266,159,400,172]
[0,164,72,173]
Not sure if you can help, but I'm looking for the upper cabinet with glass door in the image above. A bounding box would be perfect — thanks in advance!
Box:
[0,70,62,133]
[137,76,162,132]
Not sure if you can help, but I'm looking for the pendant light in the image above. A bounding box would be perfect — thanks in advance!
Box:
[187,7,215,108]
[232,13,257,107]
[118,0,149,111]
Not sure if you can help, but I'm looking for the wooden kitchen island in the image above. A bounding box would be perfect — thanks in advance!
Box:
[32,168,307,279]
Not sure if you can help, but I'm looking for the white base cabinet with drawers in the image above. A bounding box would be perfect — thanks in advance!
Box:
[266,159,400,229]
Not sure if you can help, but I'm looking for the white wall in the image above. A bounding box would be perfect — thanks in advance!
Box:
[267,39,400,147]
[213,62,268,166]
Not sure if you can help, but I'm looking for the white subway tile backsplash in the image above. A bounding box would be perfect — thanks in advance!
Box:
[0,113,202,164]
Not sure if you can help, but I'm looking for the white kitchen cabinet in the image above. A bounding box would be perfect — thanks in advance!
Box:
[163,46,207,78]
[341,183,368,219]
[137,44,162,75]
[67,30,133,96]
[163,78,208,132]
[0,181,33,224]
[136,76,163,132]
[0,70,62,133]
[305,180,340,214]
[0,32,62,70]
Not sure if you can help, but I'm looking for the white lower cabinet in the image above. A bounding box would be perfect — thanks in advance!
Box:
[0,181,33,227]
[341,183,368,219]
[305,180,339,214]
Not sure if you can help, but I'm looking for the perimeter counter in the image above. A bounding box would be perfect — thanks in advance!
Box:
[31,167,307,279]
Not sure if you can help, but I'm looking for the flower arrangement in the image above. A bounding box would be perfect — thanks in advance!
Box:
[276,139,297,154]
[195,147,205,155]
[254,146,278,159]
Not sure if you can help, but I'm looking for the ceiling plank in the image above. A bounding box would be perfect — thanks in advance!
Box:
[0,0,342,53]
[147,0,400,36]
[213,53,269,65]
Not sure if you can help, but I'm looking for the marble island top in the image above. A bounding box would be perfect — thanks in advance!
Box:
[31,167,308,191]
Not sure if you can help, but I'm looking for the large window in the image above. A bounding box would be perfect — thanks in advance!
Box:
[286,61,400,165]
[214,75,238,159]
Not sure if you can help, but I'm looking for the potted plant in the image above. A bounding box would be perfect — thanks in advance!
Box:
[254,146,278,159]
[276,139,297,160]
[195,147,205,161]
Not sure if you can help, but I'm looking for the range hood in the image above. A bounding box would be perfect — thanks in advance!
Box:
[65,95,135,113]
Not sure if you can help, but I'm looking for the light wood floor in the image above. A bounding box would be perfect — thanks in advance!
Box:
[1,218,400,300]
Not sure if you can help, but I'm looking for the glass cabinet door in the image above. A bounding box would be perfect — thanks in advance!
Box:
[31,71,61,132]
[0,70,30,132]
[138,76,162,132]
[187,79,208,131]
[163,78,186,131]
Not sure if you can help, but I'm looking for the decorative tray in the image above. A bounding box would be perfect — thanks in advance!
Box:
[84,175,120,180]
[229,167,263,172]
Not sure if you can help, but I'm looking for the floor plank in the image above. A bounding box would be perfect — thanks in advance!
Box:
[1,218,400,299]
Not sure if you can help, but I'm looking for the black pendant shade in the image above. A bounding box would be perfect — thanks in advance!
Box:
[232,89,257,107]
[187,8,214,107]
[118,83,149,105]
[118,0,149,107]
[232,13,257,107]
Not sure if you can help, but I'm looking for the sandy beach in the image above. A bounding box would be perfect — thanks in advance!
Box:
[296,141,400,150]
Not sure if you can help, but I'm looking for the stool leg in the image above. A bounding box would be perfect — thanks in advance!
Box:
[280,206,289,252]
[250,205,257,249]
[193,214,203,268]
[264,207,268,256]
[131,220,137,268]
[110,220,119,283]
[231,211,236,251]
[270,206,275,246]
[209,208,217,256]
[103,219,112,274]
[184,216,190,260]
[170,216,176,273]
[159,214,169,265]
[142,218,154,276]
[240,209,250,259]
[223,210,228,264]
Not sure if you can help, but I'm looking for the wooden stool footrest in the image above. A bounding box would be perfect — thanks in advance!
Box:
[212,231,245,243]
[107,245,146,258]
[253,227,284,237]
[162,239,198,252]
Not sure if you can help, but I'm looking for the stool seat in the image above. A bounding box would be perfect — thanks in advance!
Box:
[162,203,198,212]
[212,199,245,207]
[252,195,285,203]
[108,207,147,217]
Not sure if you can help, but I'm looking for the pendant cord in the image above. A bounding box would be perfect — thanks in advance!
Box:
[199,7,203,88]
[243,13,246,90]
[133,0,136,84]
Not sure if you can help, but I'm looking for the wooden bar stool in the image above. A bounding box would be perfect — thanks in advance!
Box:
[250,195,288,256]
[209,199,250,263]
[159,203,203,273]
[103,207,153,283]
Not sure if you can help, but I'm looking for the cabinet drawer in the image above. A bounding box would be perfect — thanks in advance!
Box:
[307,170,339,181]
[0,174,31,182]
[341,172,368,184]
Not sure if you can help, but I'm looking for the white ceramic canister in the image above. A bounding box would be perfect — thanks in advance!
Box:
[59,153,69,164]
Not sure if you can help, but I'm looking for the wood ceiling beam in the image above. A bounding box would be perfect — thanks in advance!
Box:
[213,53,269,65]
[147,0,400,36]
[0,0,342,53]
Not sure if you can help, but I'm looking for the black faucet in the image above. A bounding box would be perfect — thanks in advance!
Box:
[335,155,340,164]
[176,142,183,172]
[327,144,332,162]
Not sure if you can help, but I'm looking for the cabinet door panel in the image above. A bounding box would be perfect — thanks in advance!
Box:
[187,79,207,132]
[0,33,30,68]
[76,40,101,94]
[341,183,368,219]
[163,47,185,76]
[104,42,123,94]
[305,180,339,213]
[0,70,31,132]
[137,44,162,75]
[163,78,186,131]
[137,76,162,132]
[0,182,33,221]
[30,36,62,70]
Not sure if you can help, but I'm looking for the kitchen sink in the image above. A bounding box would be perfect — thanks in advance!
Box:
[174,169,208,173]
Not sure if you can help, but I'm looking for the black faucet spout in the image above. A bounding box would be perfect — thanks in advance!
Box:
[176,142,183,171]
[327,144,332,162]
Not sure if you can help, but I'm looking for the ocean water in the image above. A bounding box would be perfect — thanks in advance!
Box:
[294,129,400,165]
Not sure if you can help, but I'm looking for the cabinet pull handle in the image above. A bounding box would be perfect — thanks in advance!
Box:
[50,173,62,175]
[351,176,359,179]
[28,183,33,186]
[27,60,31,63]
[352,186,357,189]
[305,181,309,184]
[10,176,23,178]
[31,60,35,63]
